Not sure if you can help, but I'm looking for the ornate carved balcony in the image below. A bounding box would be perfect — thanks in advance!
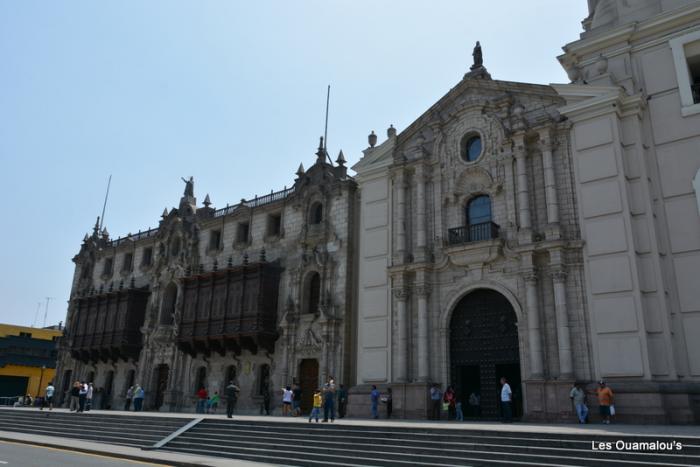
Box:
[68,288,149,363]
[448,222,500,245]
[177,261,281,356]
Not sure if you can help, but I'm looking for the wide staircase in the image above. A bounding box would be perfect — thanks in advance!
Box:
[0,409,698,466]
[0,409,188,448]
[162,419,700,466]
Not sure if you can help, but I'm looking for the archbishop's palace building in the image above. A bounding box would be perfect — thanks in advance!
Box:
[56,0,700,423]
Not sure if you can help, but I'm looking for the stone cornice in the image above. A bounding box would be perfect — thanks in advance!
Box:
[559,4,700,65]
[550,84,646,122]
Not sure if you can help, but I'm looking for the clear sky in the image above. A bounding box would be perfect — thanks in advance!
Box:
[0,0,588,327]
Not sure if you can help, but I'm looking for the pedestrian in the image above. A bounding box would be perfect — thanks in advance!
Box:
[224,380,240,418]
[597,380,614,424]
[322,377,336,422]
[569,382,588,424]
[124,386,134,411]
[337,384,348,419]
[308,388,322,423]
[86,383,94,411]
[77,382,88,413]
[292,383,302,416]
[42,381,55,411]
[196,386,208,414]
[281,386,293,416]
[429,384,442,420]
[455,399,464,422]
[383,387,393,419]
[370,385,380,419]
[468,392,480,417]
[69,381,80,412]
[262,386,271,415]
[444,386,456,420]
[209,391,220,414]
[133,385,145,412]
[500,377,513,423]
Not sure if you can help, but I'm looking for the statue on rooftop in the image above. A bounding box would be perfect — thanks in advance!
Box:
[181,176,194,197]
[471,41,483,70]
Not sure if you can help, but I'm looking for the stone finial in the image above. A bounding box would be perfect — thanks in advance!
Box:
[368,131,377,148]
[83,233,89,243]
[93,217,100,235]
[387,125,397,138]
[296,163,305,177]
[101,227,109,239]
[203,194,211,208]
[316,136,326,161]
[336,150,346,166]
[162,208,168,218]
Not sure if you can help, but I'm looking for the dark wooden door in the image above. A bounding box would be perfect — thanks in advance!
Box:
[450,289,520,419]
[154,365,169,410]
[299,359,318,415]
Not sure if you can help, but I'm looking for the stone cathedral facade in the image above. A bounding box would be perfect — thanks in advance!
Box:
[56,143,357,413]
[56,0,700,422]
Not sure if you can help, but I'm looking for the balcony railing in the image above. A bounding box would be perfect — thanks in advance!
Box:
[213,186,296,218]
[448,222,500,245]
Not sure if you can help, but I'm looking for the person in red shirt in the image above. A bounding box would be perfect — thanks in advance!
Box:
[196,387,208,414]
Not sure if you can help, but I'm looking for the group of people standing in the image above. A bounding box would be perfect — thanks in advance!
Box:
[429,377,510,422]
[123,385,145,411]
[283,377,348,423]
[569,380,615,424]
[67,381,94,413]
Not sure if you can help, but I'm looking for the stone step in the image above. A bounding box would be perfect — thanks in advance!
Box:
[164,440,693,467]
[173,429,698,464]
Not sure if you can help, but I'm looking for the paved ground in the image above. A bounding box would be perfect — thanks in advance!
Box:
[5,406,699,438]
[0,440,163,466]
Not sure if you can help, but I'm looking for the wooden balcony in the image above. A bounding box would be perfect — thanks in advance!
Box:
[177,261,281,357]
[68,288,149,363]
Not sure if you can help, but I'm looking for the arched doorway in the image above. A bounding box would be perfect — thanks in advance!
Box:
[153,365,169,410]
[299,359,319,415]
[450,289,522,419]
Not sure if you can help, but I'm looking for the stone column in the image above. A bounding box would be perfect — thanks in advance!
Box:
[525,272,544,378]
[552,269,573,378]
[513,135,531,231]
[540,132,559,225]
[393,288,410,382]
[415,164,427,262]
[415,285,431,382]
[394,170,407,263]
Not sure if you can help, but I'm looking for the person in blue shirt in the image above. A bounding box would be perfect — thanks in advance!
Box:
[370,385,380,419]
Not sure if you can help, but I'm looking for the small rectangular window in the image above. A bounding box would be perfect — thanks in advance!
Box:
[142,247,153,266]
[687,52,700,104]
[103,257,114,275]
[19,332,32,338]
[268,213,281,237]
[122,253,133,272]
[209,229,222,251]
[236,222,249,244]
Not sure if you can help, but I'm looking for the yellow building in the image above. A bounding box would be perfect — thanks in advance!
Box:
[0,323,62,401]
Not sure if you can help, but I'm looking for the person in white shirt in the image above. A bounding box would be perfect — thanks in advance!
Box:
[500,377,513,422]
[86,383,94,411]
[42,382,55,411]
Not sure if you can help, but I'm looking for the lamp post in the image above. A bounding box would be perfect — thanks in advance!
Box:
[37,365,46,399]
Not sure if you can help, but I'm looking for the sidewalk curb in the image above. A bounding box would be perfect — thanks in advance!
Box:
[0,433,203,466]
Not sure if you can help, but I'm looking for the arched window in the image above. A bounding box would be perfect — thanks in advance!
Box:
[195,366,207,391]
[466,195,493,241]
[310,202,323,224]
[160,283,177,325]
[461,134,482,162]
[306,272,321,314]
